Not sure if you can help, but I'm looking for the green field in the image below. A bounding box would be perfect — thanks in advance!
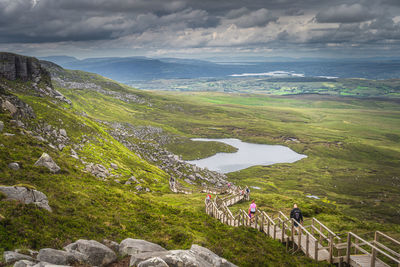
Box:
[1,67,400,266]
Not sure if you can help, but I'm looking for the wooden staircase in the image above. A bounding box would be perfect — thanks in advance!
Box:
[204,189,400,267]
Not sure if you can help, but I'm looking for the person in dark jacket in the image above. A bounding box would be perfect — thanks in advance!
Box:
[290,204,304,228]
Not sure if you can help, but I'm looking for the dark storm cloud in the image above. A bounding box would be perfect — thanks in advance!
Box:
[0,0,399,57]
[315,4,376,23]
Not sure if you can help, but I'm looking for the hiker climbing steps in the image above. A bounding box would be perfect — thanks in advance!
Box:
[202,187,400,267]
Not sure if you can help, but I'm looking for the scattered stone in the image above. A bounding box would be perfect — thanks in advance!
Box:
[135,185,143,191]
[2,100,17,115]
[145,188,150,192]
[37,248,86,265]
[34,153,60,173]
[85,163,109,178]
[13,260,36,267]
[119,238,167,257]
[110,163,118,169]
[3,251,34,264]
[58,144,65,151]
[70,149,79,159]
[0,186,52,211]
[59,129,67,137]
[33,136,46,142]
[8,162,20,170]
[10,120,24,128]
[0,121,3,132]
[3,133,15,136]
[64,239,116,267]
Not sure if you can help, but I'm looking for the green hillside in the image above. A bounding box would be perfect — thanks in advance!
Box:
[1,58,399,266]
[0,58,328,266]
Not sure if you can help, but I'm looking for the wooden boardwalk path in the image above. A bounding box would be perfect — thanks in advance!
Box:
[200,187,400,267]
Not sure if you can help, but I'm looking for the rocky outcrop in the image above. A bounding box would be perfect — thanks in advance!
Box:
[0,53,70,104]
[0,186,52,211]
[34,153,60,173]
[0,53,42,82]
[0,94,35,120]
[104,121,229,187]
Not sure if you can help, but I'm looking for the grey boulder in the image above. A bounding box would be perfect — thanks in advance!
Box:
[13,260,36,267]
[0,186,52,211]
[8,162,20,170]
[34,153,60,173]
[190,245,238,267]
[37,248,86,265]
[137,257,169,267]
[64,239,116,266]
[119,238,167,257]
[3,251,34,264]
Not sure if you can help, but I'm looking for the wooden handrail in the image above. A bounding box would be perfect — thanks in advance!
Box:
[347,232,400,264]
[376,231,400,246]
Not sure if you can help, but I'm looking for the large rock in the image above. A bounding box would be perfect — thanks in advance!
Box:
[0,186,52,211]
[129,245,237,267]
[64,239,116,266]
[130,250,209,267]
[137,257,168,267]
[13,260,36,267]
[190,245,237,267]
[119,238,167,257]
[3,251,34,264]
[34,153,60,173]
[37,248,86,265]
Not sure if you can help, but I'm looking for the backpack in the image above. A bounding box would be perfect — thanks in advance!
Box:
[294,210,301,221]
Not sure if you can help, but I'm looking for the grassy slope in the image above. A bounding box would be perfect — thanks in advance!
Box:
[60,82,400,234]
[0,79,324,266]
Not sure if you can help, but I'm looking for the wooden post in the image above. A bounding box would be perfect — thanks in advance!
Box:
[314,239,319,261]
[371,247,376,267]
[267,218,270,236]
[311,218,315,235]
[329,235,333,264]
[255,214,258,229]
[291,221,295,250]
[346,232,351,265]
[273,224,277,239]
[298,228,302,252]
[261,214,265,232]
[319,224,323,244]
[338,256,343,267]
[306,233,309,257]
[281,221,285,243]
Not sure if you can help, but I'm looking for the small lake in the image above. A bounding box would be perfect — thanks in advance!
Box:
[186,138,307,173]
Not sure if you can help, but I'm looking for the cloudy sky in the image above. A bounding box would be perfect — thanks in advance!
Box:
[1,0,400,59]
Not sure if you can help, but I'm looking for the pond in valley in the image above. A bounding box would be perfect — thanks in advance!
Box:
[186,138,307,173]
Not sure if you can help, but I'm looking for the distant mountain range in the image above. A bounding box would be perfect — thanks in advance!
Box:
[39,56,400,82]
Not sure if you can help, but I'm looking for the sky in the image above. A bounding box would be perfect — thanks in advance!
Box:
[0,0,400,60]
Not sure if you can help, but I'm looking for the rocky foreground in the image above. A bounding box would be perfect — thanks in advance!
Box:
[4,238,237,267]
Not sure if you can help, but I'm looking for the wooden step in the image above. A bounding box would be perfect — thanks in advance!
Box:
[350,255,389,267]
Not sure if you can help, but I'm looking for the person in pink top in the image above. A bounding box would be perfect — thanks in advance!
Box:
[248,200,257,223]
